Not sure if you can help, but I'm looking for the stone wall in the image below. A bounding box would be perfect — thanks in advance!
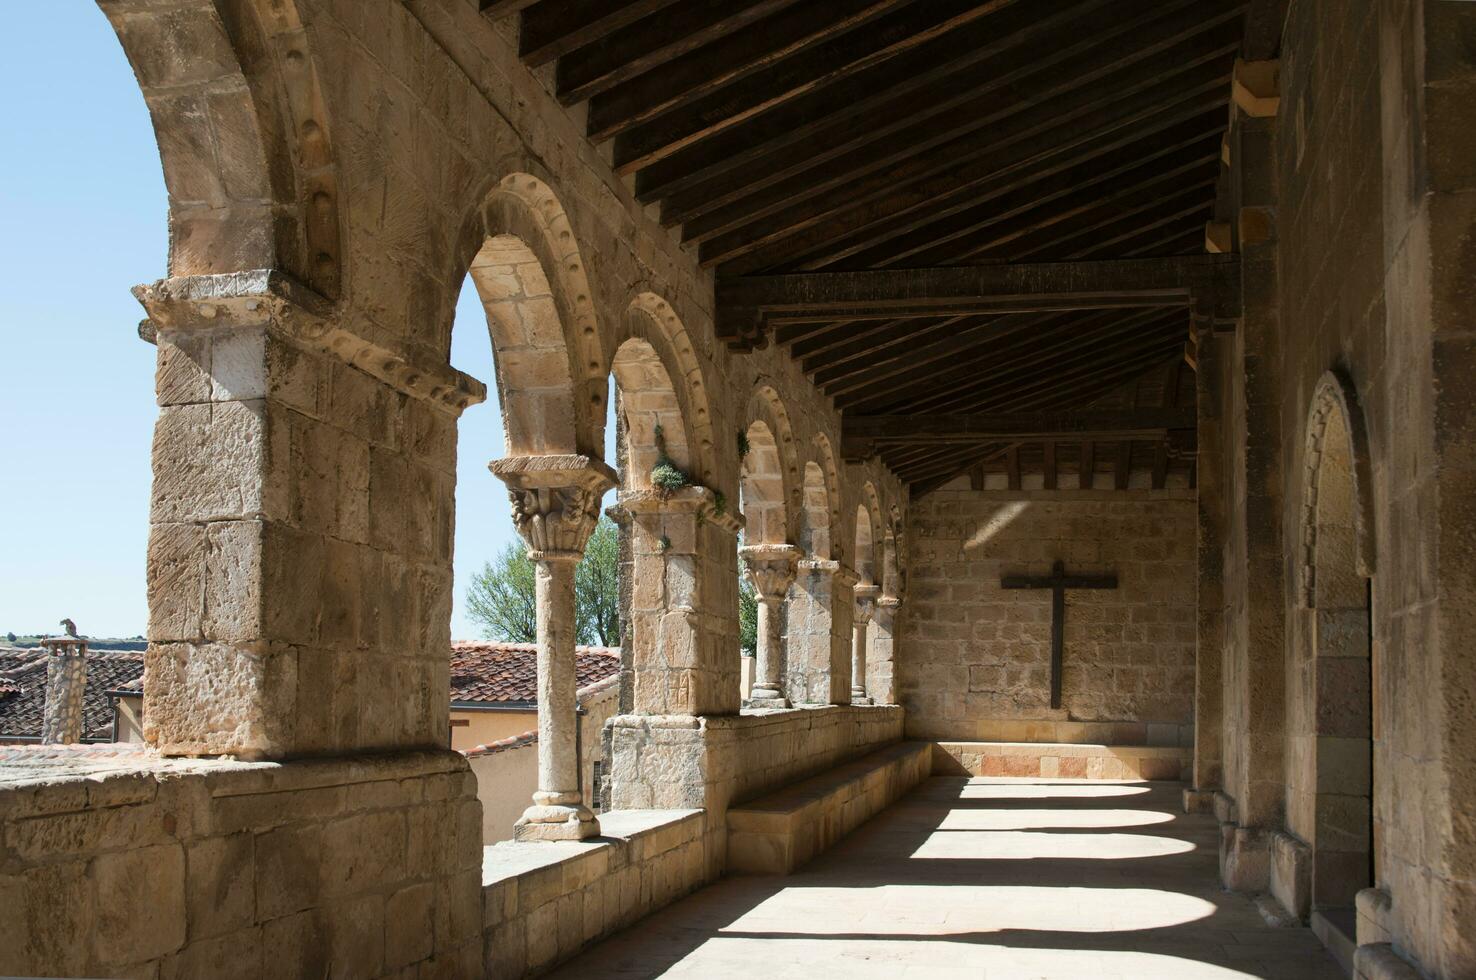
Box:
[0,749,482,979]
[482,809,708,978]
[901,489,1197,741]
[606,704,904,871]
[1204,1,1476,974]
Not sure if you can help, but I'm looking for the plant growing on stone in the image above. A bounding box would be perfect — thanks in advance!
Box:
[736,430,750,460]
[650,423,691,495]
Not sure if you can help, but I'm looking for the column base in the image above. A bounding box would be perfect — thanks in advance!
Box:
[1182,787,1216,814]
[746,695,790,710]
[514,803,600,841]
[850,694,874,705]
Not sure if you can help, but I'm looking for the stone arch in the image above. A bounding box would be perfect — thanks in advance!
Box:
[812,433,843,558]
[1300,371,1377,606]
[799,461,832,559]
[103,0,343,297]
[741,421,788,545]
[610,337,689,490]
[747,383,803,537]
[1294,370,1375,914]
[613,294,717,484]
[468,175,605,457]
[855,483,884,586]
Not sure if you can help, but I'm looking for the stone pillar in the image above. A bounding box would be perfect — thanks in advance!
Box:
[740,543,800,709]
[40,637,88,744]
[851,585,880,705]
[490,454,617,841]
[134,271,484,759]
[1218,100,1286,891]
[870,595,902,704]
[1188,324,1227,812]
[786,560,857,705]
[618,485,743,717]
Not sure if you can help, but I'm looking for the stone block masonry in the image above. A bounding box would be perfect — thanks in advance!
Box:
[901,489,1197,740]
[0,749,483,979]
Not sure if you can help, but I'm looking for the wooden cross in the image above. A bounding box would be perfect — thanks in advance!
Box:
[1000,560,1118,709]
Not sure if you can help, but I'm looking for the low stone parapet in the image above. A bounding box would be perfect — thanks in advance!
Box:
[481,808,708,977]
[931,740,1189,780]
[726,740,931,875]
[0,746,483,978]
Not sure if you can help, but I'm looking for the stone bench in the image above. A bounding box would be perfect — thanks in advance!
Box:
[932,740,1189,780]
[726,740,931,875]
[482,809,710,977]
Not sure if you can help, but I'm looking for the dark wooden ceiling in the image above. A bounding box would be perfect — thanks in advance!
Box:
[483,0,1276,494]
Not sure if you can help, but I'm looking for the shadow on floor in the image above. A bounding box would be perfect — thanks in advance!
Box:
[546,778,1344,980]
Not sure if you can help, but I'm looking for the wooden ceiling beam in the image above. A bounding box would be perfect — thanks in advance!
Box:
[699,18,1242,271]
[717,255,1236,348]
[852,312,1186,415]
[640,0,1127,209]
[481,0,538,19]
[584,0,911,142]
[520,0,683,67]
[812,306,1160,401]
[612,0,1009,173]
[880,326,1187,420]
[844,409,1194,458]
[555,0,802,105]
[884,139,1223,268]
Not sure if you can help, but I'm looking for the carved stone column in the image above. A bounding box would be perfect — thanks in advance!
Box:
[617,485,743,717]
[871,594,902,704]
[135,271,485,759]
[787,559,857,705]
[40,637,88,744]
[851,585,880,705]
[740,543,801,709]
[490,454,617,842]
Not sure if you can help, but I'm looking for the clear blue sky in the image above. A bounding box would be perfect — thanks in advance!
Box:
[0,7,612,640]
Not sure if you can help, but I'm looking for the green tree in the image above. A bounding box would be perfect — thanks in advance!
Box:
[466,517,622,646]
[575,517,620,646]
[738,549,757,656]
[466,542,538,643]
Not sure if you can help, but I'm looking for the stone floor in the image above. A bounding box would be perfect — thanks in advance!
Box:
[549,778,1345,979]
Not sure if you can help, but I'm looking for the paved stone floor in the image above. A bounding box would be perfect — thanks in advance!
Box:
[550,778,1345,979]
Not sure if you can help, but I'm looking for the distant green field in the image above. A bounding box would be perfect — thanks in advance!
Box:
[3,634,147,651]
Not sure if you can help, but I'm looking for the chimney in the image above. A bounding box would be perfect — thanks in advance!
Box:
[41,636,88,744]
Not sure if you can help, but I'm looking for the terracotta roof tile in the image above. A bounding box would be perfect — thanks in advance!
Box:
[449,642,619,706]
[0,648,145,742]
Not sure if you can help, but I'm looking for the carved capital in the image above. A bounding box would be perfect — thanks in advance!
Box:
[490,455,618,560]
[740,543,802,602]
[135,271,487,415]
[853,584,882,625]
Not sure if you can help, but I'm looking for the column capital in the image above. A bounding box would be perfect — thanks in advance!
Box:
[490,454,617,560]
[853,583,882,624]
[613,485,744,536]
[878,594,903,610]
[799,559,860,590]
[740,542,802,601]
[135,270,486,416]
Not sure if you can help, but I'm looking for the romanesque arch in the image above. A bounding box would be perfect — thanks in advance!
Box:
[470,175,605,457]
[799,461,832,559]
[811,433,843,561]
[741,421,788,545]
[103,0,343,298]
[615,293,716,483]
[748,383,803,535]
[1294,370,1376,914]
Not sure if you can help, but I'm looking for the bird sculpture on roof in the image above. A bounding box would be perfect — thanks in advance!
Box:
[60,618,79,638]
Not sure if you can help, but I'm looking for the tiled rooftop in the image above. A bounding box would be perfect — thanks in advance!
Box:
[449,642,620,706]
[0,647,144,742]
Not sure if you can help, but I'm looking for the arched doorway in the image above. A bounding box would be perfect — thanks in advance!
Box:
[1295,372,1376,926]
